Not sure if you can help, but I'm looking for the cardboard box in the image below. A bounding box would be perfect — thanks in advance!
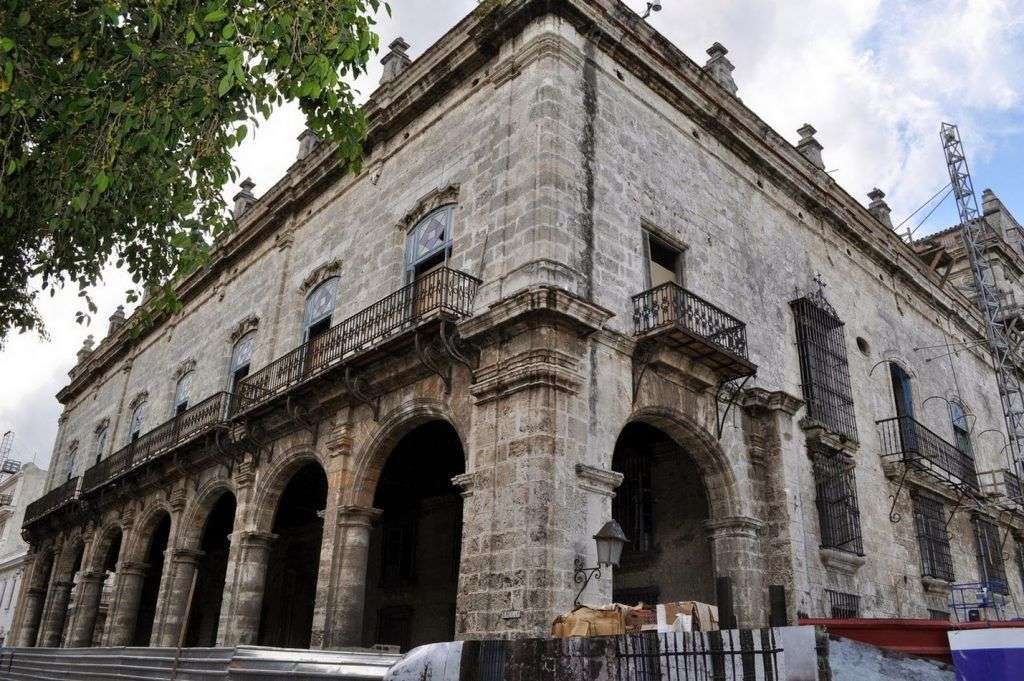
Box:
[657,601,719,632]
[551,604,648,638]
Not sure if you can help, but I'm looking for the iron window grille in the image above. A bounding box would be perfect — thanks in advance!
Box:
[825,589,860,619]
[812,447,864,556]
[791,291,858,441]
[613,447,655,556]
[972,516,1009,594]
[912,493,955,582]
[1016,538,1024,595]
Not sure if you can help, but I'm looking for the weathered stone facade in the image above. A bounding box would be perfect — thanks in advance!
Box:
[12,0,1024,654]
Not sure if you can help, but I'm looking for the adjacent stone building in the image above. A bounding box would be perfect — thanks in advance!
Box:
[11,0,1024,654]
[0,461,47,645]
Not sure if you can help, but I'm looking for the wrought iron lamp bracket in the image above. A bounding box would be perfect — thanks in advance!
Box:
[344,366,381,422]
[715,374,753,440]
[631,341,657,405]
[245,419,275,467]
[285,394,319,438]
[573,556,601,608]
[888,463,911,524]
[439,320,479,384]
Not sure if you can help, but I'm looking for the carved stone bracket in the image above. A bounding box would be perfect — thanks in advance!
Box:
[415,327,453,394]
[451,472,480,500]
[631,341,657,405]
[819,548,865,575]
[740,388,803,416]
[801,419,859,455]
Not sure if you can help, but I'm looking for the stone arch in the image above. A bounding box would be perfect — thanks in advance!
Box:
[88,523,124,573]
[179,479,237,552]
[623,405,745,521]
[250,448,324,535]
[347,399,465,508]
[126,501,172,563]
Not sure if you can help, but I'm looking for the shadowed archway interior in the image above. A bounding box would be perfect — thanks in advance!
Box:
[611,421,716,607]
[257,462,328,648]
[88,530,122,646]
[184,492,237,647]
[132,513,171,646]
[361,419,465,652]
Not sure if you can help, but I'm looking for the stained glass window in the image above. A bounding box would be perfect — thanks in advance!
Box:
[303,277,339,337]
[231,332,256,372]
[174,371,193,412]
[405,205,453,274]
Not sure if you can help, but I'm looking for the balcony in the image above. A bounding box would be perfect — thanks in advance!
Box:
[877,416,979,492]
[1,459,21,475]
[979,467,1024,506]
[23,477,79,527]
[81,392,232,495]
[235,267,480,415]
[631,282,755,380]
[0,493,12,506]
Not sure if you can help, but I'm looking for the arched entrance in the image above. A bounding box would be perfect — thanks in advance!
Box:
[361,420,464,652]
[611,422,716,606]
[91,529,122,646]
[132,513,171,646]
[258,462,327,648]
[185,492,237,646]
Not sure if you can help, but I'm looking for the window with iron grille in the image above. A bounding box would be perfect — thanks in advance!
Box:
[1016,538,1024,595]
[791,292,858,441]
[913,493,954,582]
[825,589,860,618]
[972,516,1008,594]
[613,447,655,556]
[812,447,864,555]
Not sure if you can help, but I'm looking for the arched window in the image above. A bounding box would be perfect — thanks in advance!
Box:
[128,402,147,443]
[174,371,193,415]
[950,400,973,455]
[405,205,453,282]
[93,424,108,465]
[303,277,339,343]
[229,332,256,393]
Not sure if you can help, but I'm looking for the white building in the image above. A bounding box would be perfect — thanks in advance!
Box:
[0,462,47,646]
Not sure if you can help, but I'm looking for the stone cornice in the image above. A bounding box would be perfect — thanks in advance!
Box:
[575,464,624,497]
[459,285,614,341]
[470,348,583,404]
[741,388,804,416]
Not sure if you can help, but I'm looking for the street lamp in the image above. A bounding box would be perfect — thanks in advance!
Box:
[573,520,628,607]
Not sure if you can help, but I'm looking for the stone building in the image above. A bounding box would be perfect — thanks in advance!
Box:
[0,461,47,645]
[11,0,1024,653]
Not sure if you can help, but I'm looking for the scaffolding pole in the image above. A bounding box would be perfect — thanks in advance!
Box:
[941,123,1024,475]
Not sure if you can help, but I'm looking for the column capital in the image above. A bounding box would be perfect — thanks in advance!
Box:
[336,506,382,528]
[78,570,109,583]
[451,472,481,499]
[117,561,149,577]
[170,548,205,565]
[232,530,278,548]
[703,515,765,540]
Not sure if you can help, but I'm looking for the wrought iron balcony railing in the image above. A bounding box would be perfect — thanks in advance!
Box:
[978,467,1024,504]
[235,267,480,414]
[81,392,232,495]
[23,477,79,527]
[632,282,754,379]
[877,415,979,492]
[1,459,21,475]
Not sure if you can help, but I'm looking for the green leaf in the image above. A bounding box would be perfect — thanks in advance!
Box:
[0,37,14,53]
[222,23,236,39]
[217,73,233,96]
[46,36,65,48]
[94,171,110,193]
[185,29,196,45]
[204,9,228,23]
[17,10,29,27]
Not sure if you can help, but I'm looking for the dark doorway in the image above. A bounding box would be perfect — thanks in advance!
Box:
[611,422,715,607]
[185,493,237,647]
[29,552,55,646]
[132,514,171,646]
[362,420,465,651]
[257,463,328,648]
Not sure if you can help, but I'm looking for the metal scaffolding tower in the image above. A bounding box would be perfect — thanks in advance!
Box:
[941,123,1024,471]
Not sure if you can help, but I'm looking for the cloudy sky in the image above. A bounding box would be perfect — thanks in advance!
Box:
[2,0,1023,467]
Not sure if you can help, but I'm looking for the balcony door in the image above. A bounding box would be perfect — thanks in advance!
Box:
[302,277,339,376]
[405,206,453,318]
[228,332,256,411]
[890,363,918,453]
[642,230,684,289]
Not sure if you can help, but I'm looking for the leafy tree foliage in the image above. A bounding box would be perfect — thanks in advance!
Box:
[0,0,385,343]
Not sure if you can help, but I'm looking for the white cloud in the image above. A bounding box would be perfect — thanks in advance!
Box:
[3,0,1022,465]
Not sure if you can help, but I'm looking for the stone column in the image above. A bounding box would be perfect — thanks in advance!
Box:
[37,580,73,647]
[65,571,107,647]
[323,506,381,648]
[102,562,147,646]
[218,531,276,645]
[154,549,204,647]
[705,516,766,628]
[14,587,47,646]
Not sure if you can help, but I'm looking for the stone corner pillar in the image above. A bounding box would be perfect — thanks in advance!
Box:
[103,561,148,647]
[65,571,108,647]
[704,515,767,628]
[154,549,205,647]
[218,530,277,646]
[13,586,48,647]
[322,506,382,649]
